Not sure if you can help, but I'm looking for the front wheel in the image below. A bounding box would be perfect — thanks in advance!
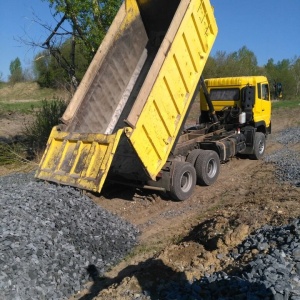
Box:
[249,132,266,160]
[195,150,220,186]
[169,162,196,201]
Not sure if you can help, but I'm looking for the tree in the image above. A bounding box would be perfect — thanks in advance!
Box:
[34,50,56,88]
[34,39,89,89]
[203,47,259,78]
[45,0,122,56]
[264,58,295,99]
[291,56,300,97]
[9,57,23,84]
[19,0,121,91]
[37,0,122,90]
[229,46,259,76]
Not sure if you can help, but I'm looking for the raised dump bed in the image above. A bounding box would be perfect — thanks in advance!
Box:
[36,0,218,196]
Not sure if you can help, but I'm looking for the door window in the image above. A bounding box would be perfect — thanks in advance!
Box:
[257,83,269,100]
[262,84,269,100]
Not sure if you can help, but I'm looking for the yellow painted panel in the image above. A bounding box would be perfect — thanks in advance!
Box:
[201,76,271,129]
[181,30,199,73]
[202,76,270,111]
[129,0,218,179]
[35,126,124,193]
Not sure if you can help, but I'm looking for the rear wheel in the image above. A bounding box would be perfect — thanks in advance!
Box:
[186,149,205,165]
[249,132,266,160]
[169,162,196,201]
[195,150,220,186]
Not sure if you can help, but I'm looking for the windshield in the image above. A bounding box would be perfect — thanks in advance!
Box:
[210,88,240,101]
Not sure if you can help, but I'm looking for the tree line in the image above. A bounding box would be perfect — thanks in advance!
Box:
[4,0,300,100]
[203,47,300,99]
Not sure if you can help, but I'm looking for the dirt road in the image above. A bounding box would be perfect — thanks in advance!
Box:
[68,106,300,299]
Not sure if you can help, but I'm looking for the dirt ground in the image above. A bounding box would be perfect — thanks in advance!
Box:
[1,105,300,299]
[72,106,300,300]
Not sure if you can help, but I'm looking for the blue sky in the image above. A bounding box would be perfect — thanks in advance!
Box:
[0,0,60,81]
[210,0,300,65]
[0,0,300,81]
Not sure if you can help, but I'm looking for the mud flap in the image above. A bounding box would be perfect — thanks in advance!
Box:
[35,126,124,193]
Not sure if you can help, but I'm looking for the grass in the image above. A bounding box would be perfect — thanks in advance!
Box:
[0,143,24,166]
[271,98,300,110]
[0,143,38,174]
[0,100,46,114]
[0,97,66,169]
[124,237,177,263]
[0,81,69,115]
[0,81,68,103]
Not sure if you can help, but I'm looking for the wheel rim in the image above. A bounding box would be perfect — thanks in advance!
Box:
[207,159,217,178]
[258,140,265,154]
[180,171,193,192]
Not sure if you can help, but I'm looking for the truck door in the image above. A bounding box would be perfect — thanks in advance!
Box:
[255,82,271,128]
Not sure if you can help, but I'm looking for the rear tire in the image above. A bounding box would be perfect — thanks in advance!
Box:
[249,132,266,160]
[169,162,196,201]
[186,149,205,165]
[195,150,220,186]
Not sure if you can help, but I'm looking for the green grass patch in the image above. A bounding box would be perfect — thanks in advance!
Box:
[272,99,300,110]
[0,100,45,114]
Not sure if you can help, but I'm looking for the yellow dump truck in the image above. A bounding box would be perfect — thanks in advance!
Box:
[36,0,271,201]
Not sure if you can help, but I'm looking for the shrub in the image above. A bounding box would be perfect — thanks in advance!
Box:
[24,98,68,153]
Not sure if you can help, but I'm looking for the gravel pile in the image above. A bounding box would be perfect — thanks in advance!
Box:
[265,126,300,187]
[0,173,139,300]
[160,218,300,300]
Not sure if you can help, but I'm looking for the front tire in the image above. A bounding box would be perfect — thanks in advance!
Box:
[169,162,196,201]
[249,132,266,160]
[195,150,220,186]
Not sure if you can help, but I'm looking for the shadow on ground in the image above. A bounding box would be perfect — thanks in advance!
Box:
[77,236,274,300]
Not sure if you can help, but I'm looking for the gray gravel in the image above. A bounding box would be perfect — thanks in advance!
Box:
[0,172,139,300]
[265,126,300,187]
[159,218,300,300]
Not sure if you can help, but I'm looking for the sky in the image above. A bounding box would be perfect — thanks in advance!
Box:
[0,0,300,81]
[0,0,60,81]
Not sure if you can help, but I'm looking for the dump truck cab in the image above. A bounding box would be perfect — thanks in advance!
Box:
[200,76,272,134]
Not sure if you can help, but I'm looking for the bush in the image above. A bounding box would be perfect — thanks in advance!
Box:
[24,98,68,153]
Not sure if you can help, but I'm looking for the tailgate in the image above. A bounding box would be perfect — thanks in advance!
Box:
[35,126,123,192]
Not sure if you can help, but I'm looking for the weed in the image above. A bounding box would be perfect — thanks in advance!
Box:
[0,143,37,171]
[23,98,68,153]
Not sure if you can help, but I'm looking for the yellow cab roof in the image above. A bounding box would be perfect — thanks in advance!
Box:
[205,76,268,88]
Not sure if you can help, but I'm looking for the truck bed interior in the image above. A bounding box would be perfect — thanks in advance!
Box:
[65,0,181,135]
